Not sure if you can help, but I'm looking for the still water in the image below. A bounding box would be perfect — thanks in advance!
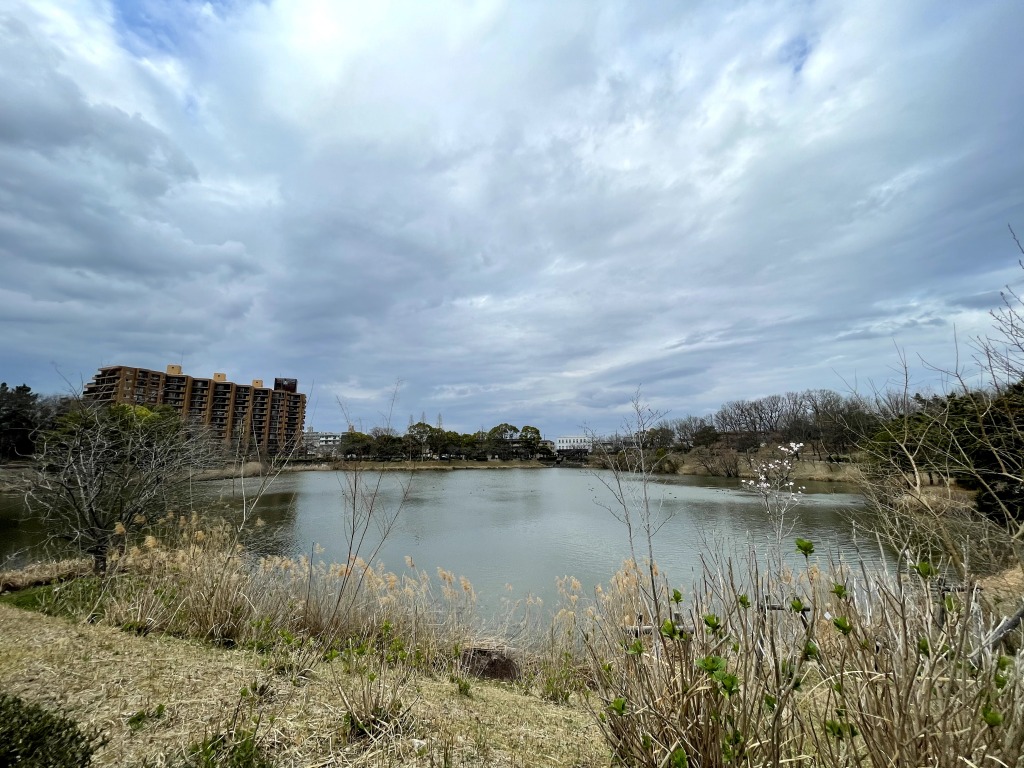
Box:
[1,467,887,610]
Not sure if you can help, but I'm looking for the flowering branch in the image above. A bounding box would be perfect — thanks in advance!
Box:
[743,443,805,545]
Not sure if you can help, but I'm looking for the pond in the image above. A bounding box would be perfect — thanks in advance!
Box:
[1,467,889,612]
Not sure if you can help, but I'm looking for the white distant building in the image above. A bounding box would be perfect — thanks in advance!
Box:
[305,430,343,456]
[556,435,593,453]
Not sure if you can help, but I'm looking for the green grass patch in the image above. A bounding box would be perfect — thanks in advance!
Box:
[0,577,106,621]
[0,584,54,611]
[178,728,274,768]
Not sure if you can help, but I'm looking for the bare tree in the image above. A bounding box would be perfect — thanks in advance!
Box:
[667,414,712,450]
[28,401,222,574]
[858,230,1024,584]
[319,388,413,635]
[588,393,676,629]
[689,445,741,477]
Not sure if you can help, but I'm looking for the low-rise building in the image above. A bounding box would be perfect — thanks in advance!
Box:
[555,435,593,453]
[304,430,344,457]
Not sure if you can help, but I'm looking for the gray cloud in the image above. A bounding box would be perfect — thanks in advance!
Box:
[1,0,1023,435]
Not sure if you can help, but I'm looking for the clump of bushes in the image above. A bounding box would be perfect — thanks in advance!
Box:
[579,435,1024,768]
[582,552,1024,768]
[0,691,105,767]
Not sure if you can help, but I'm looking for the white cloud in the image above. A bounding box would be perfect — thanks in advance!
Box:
[1,0,1022,434]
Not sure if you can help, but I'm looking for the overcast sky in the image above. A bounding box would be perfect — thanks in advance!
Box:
[1,0,1023,436]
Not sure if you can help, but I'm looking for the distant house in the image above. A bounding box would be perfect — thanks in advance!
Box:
[304,431,343,457]
[555,435,593,454]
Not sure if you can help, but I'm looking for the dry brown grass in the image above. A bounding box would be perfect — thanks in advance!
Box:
[980,564,1024,618]
[0,513,608,766]
[0,602,608,767]
[83,515,484,669]
[0,557,91,592]
[673,453,861,484]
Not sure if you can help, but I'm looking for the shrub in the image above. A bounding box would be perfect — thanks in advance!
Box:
[0,692,105,767]
[582,552,1024,768]
[585,420,1024,768]
[334,647,414,743]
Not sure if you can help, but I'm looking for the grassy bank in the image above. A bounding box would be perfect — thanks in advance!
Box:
[0,602,604,767]
[190,458,554,481]
[2,511,1021,767]
[0,515,610,766]
[319,459,553,472]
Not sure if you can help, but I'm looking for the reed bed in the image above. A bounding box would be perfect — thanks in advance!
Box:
[4,509,1024,766]
[75,513,483,676]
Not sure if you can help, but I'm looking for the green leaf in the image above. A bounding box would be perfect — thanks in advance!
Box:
[703,613,722,632]
[831,583,848,599]
[795,538,815,556]
[737,593,751,609]
[790,597,805,613]
[625,639,644,656]
[912,561,935,579]
[917,636,930,657]
[660,619,679,639]
[669,748,689,768]
[608,699,627,719]
[721,729,745,762]
[696,655,727,674]
[672,588,683,605]
[832,616,853,635]
[982,706,1003,728]
[825,719,857,740]
[716,672,740,697]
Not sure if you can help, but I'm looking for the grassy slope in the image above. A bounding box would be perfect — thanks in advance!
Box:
[0,604,607,767]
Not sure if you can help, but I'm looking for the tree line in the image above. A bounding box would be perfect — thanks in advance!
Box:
[584,388,877,478]
[0,384,75,463]
[325,422,549,462]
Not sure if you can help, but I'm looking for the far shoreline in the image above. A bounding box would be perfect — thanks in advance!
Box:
[194,454,863,484]
[1,453,862,493]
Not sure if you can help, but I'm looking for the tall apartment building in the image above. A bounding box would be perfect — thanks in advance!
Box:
[83,364,306,455]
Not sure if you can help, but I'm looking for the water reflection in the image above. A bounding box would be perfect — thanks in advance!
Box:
[204,469,888,610]
[1,468,891,611]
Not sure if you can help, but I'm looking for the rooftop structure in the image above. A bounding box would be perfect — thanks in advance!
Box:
[83,364,306,455]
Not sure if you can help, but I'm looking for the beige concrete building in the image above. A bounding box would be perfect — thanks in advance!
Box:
[83,364,306,455]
